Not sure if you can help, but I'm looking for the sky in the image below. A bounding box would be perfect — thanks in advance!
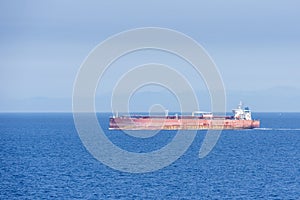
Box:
[0,0,300,112]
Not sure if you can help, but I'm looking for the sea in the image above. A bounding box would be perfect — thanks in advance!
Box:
[0,113,299,199]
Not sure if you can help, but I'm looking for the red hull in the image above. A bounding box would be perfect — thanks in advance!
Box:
[109,116,260,130]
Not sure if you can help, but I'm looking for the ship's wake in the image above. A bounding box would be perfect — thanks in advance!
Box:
[254,128,300,131]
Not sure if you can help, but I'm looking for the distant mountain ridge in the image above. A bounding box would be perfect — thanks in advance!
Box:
[1,87,299,112]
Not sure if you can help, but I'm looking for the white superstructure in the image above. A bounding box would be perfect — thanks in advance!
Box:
[232,102,252,120]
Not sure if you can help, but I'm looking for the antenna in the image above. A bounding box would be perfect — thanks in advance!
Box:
[238,101,243,109]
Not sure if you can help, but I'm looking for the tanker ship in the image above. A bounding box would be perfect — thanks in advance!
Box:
[109,102,260,130]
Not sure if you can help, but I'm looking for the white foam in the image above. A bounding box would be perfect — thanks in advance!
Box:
[254,128,300,131]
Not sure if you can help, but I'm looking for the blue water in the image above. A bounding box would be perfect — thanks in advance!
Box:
[1,113,299,199]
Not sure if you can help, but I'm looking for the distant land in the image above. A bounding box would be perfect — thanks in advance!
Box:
[1,86,299,112]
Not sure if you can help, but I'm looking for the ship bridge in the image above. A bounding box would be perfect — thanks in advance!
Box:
[232,102,252,120]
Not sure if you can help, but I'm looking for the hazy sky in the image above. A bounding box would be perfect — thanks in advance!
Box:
[1,0,300,112]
